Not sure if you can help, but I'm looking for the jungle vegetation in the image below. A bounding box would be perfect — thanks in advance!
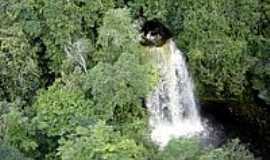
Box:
[0,0,269,159]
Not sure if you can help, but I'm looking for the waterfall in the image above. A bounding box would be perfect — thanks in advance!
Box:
[146,39,204,147]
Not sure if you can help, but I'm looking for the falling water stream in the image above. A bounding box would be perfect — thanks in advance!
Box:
[146,39,205,147]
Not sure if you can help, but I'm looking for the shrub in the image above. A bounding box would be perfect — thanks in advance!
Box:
[155,138,255,160]
[201,139,255,160]
[157,138,202,160]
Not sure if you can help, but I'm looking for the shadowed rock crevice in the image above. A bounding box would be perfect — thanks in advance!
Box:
[140,19,173,47]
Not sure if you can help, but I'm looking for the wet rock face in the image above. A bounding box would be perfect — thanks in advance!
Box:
[140,19,172,47]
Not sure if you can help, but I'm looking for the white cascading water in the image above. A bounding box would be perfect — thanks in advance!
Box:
[146,39,204,147]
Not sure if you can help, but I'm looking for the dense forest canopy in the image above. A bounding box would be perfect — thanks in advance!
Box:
[0,0,269,159]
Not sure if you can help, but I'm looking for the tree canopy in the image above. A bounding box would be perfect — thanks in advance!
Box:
[0,0,269,159]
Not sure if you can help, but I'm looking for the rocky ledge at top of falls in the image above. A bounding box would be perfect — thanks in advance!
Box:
[139,19,173,47]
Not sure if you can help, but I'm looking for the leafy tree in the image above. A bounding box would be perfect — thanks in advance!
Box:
[82,8,158,139]
[0,0,117,103]
[58,121,146,160]
[95,8,141,63]
[28,8,158,159]
[0,19,41,103]
[176,0,259,101]
[32,82,94,136]
[83,53,155,140]
[30,0,115,73]
[1,108,37,154]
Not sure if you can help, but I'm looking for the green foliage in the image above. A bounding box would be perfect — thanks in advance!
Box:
[58,121,145,160]
[251,61,270,104]
[1,0,116,80]
[28,8,157,159]
[1,108,37,154]
[156,138,255,160]
[84,53,154,121]
[82,8,157,139]
[200,139,255,160]
[158,138,202,160]
[0,24,41,103]
[0,0,269,104]
[0,144,31,160]
[83,53,155,140]
[95,8,141,63]
[222,139,255,160]
[177,0,259,101]
[126,0,269,103]
[32,83,94,136]
[35,0,115,73]
[258,0,270,37]
[200,148,227,160]
[0,0,268,159]
[128,0,169,21]
[248,0,270,105]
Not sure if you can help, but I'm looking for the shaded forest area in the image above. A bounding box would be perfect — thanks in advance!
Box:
[0,0,269,159]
